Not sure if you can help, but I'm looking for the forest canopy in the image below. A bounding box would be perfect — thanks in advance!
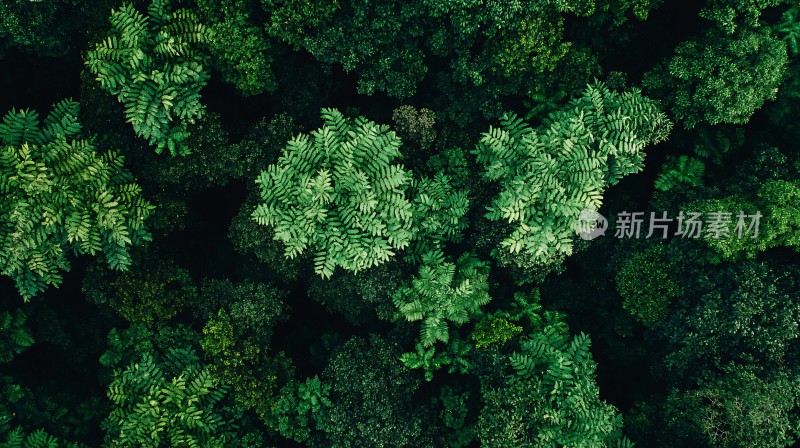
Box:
[1,0,799,447]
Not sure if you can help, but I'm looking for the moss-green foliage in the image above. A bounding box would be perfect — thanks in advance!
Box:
[391,105,437,154]
[615,244,684,327]
[307,261,405,324]
[199,280,293,430]
[86,0,212,155]
[644,27,788,128]
[196,0,275,95]
[314,336,434,447]
[83,252,197,326]
[474,82,671,272]
[664,365,798,448]
[655,155,705,191]
[0,100,153,301]
[253,108,414,278]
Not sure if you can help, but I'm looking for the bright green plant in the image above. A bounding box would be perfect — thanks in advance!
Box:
[393,250,491,348]
[252,108,414,278]
[474,82,671,269]
[407,173,469,261]
[85,0,212,155]
[398,339,471,381]
[0,100,153,301]
[101,346,258,447]
[475,290,632,447]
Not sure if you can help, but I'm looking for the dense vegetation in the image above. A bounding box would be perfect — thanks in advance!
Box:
[1,0,799,446]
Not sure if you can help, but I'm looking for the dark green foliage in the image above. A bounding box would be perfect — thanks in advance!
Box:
[314,336,434,447]
[661,262,800,379]
[0,428,85,448]
[296,0,427,98]
[229,196,302,284]
[654,155,705,191]
[0,311,33,364]
[260,0,341,47]
[663,365,798,448]
[0,0,71,57]
[142,113,296,190]
[0,100,153,301]
[307,262,405,324]
[643,27,787,128]
[86,0,212,155]
[196,0,275,95]
[700,0,790,34]
[474,291,632,447]
[253,108,414,278]
[685,147,800,262]
[83,252,197,325]
[273,376,331,442]
[615,243,684,327]
[777,5,800,55]
[474,82,671,274]
[639,262,800,446]
[199,280,293,430]
[436,387,474,448]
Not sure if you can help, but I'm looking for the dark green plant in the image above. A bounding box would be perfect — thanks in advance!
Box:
[615,243,684,327]
[654,155,705,191]
[196,0,275,95]
[83,252,197,325]
[643,27,787,128]
[0,100,153,301]
[273,376,331,442]
[85,0,212,155]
